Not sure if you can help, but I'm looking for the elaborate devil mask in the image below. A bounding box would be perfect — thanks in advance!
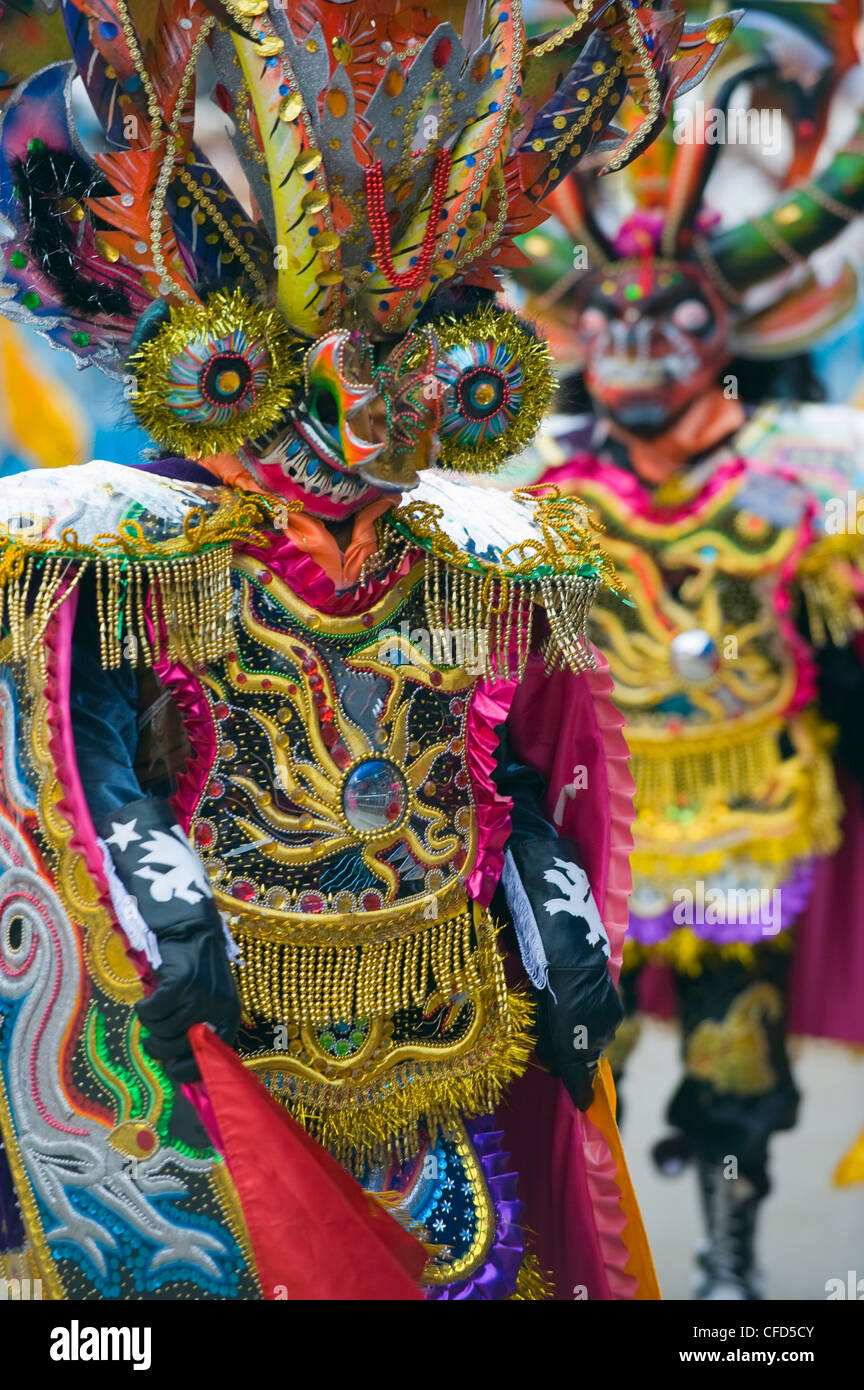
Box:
[577,220,732,436]
[0,0,737,516]
[513,0,864,445]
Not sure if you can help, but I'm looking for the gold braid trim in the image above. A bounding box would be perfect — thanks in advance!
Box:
[0,494,274,673]
[527,1,594,58]
[391,485,619,584]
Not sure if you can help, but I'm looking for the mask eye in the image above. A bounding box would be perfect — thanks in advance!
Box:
[433,305,555,472]
[580,306,610,337]
[310,384,340,434]
[671,298,710,333]
[129,289,303,457]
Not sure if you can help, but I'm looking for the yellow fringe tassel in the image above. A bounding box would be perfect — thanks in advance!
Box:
[417,552,598,681]
[798,538,864,649]
[509,1251,556,1301]
[0,549,236,674]
[0,493,272,672]
[628,718,783,810]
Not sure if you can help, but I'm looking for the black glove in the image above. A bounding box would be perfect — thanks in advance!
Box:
[502,839,623,1110]
[96,796,241,1082]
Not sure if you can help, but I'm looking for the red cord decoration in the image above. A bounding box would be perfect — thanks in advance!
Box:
[364,148,453,291]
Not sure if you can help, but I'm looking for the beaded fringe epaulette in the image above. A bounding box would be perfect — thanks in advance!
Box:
[384,485,623,680]
[0,493,273,674]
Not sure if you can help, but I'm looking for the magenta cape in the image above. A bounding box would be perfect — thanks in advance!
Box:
[499,653,658,1299]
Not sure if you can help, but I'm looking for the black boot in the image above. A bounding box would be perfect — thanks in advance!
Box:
[692,1158,767,1300]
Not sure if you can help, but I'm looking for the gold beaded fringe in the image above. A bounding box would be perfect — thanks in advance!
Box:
[234,909,482,1024]
[233,912,535,1170]
[0,549,235,674]
[509,1251,556,1301]
[420,553,597,681]
[264,988,534,1173]
[627,719,783,810]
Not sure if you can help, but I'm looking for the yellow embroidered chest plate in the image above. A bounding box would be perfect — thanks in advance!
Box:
[185,549,530,1174]
[580,470,803,738]
[573,467,841,887]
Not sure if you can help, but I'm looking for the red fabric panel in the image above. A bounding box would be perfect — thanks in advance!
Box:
[189,1025,426,1300]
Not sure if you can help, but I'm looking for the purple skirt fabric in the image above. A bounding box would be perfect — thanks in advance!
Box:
[425,1115,526,1301]
[628,860,816,947]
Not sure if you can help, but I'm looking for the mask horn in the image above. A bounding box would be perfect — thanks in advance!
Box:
[662,63,779,258]
[547,174,616,267]
[699,111,864,299]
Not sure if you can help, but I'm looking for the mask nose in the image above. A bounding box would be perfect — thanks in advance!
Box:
[612,316,654,358]
[300,328,440,491]
[357,330,441,490]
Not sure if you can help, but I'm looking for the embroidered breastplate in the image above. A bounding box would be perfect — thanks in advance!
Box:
[195,553,477,923]
[186,551,523,1199]
[181,548,534,1284]
[571,463,841,906]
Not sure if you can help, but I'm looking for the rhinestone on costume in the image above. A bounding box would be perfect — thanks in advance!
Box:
[669,629,721,684]
[341,759,409,832]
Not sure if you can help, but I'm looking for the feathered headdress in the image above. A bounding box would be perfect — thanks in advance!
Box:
[0,0,735,377]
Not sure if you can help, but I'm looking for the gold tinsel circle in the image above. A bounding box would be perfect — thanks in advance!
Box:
[128,289,305,458]
[433,303,555,474]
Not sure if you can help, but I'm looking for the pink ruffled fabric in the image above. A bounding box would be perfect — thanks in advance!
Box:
[580,661,635,985]
[507,650,634,981]
[499,1064,613,1299]
[44,590,151,984]
[502,649,644,1297]
[45,589,110,898]
[242,529,418,617]
[155,661,219,834]
[464,674,520,907]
